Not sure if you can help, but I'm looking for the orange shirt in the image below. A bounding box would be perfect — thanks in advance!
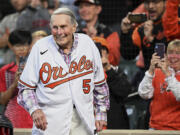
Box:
[150,69,180,130]
[162,0,180,41]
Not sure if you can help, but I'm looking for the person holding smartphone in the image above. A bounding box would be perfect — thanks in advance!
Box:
[121,0,167,70]
[138,39,180,130]
[120,0,167,129]
[0,29,33,128]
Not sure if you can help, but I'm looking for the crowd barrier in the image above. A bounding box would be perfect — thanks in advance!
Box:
[14,129,180,135]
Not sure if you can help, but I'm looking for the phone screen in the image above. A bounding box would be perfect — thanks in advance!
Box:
[154,43,165,59]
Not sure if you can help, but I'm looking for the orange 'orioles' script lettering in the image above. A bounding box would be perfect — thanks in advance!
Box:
[39,56,93,89]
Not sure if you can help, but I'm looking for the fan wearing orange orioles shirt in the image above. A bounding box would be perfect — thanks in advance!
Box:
[138,39,180,130]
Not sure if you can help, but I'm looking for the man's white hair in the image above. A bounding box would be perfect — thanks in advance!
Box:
[50,7,78,27]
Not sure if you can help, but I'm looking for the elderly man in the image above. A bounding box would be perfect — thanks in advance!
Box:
[17,7,109,135]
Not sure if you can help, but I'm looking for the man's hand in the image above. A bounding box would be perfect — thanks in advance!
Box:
[31,109,48,131]
[121,13,133,34]
[95,120,107,132]
[12,71,21,88]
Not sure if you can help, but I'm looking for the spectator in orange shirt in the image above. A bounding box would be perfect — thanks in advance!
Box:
[120,0,167,129]
[138,39,180,130]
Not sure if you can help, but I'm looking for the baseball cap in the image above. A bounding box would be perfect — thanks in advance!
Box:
[74,0,101,6]
[92,36,110,56]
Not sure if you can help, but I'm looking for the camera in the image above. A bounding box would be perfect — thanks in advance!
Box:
[128,13,147,23]
[154,43,165,59]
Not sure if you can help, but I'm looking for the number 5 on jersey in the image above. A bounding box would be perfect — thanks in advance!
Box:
[83,79,91,94]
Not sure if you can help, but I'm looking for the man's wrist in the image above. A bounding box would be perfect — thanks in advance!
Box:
[30,106,41,116]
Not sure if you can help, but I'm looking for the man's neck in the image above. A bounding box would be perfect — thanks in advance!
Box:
[58,38,74,55]
[86,17,98,28]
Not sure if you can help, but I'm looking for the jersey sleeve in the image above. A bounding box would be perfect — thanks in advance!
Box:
[19,44,40,88]
[91,40,106,85]
[88,37,110,121]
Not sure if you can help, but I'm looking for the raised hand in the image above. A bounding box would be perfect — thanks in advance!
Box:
[148,53,161,75]
[121,13,133,34]
[159,56,171,77]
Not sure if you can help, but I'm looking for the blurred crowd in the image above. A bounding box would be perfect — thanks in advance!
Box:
[0,0,180,134]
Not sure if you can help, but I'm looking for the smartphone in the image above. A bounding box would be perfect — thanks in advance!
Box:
[154,43,165,59]
[128,13,147,23]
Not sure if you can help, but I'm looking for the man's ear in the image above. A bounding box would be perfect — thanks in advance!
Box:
[72,24,77,33]
[96,5,102,15]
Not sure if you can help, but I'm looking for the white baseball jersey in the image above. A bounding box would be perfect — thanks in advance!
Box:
[19,33,106,135]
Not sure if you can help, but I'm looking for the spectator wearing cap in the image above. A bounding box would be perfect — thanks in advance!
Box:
[74,0,121,66]
[93,36,131,129]
[120,0,167,129]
